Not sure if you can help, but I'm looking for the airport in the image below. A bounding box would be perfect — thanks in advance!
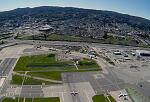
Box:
[0,39,150,102]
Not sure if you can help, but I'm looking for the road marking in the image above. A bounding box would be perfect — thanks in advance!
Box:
[61,92,65,102]
[32,97,34,102]
[23,97,25,102]
[106,96,111,102]
[74,63,79,70]
[84,91,91,102]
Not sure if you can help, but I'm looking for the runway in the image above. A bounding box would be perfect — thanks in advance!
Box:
[0,58,17,76]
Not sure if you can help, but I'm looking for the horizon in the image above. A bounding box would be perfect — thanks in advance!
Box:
[0,0,150,20]
[0,6,150,21]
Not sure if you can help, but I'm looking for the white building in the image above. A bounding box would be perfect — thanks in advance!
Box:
[136,50,150,57]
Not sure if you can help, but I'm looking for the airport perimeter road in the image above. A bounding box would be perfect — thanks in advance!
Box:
[0,58,17,76]
[5,39,150,50]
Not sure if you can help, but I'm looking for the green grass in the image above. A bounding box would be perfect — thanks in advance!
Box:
[2,98,24,102]
[108,96,116,102]
[27,71,62,81]
[11,75,59,85]
[78,58,100,69]
[2,97,60,102]
[93,95,109,102]
[11,75,24,85]
[13,54,101,84]
[93,95,116,102]
[14,54,76,71]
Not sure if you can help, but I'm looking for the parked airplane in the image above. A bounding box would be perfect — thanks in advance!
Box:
[118,91,128,98]
[70,90,78,96]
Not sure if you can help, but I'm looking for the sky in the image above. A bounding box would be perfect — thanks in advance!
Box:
[0,0,150,20]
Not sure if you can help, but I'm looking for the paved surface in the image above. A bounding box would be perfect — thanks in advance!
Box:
[0,58,17,76]
[20,85,44,98]
[0,44,33,59]
[62,70,124,95]
[6,82,95,102]
[135,81,150,101]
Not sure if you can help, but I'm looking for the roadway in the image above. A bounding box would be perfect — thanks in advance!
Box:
[0,58,17,77]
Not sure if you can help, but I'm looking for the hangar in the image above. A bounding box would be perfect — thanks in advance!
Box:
[136,50,150,57]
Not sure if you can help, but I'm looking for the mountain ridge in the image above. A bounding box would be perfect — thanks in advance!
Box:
[0,6,150,43]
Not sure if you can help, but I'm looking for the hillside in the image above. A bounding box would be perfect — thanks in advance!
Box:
[0,6,150,46]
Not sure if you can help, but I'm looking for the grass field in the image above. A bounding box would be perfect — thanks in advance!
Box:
[27,71,62,81]
[13,54,100,85]
[92,95,116,102]
[108,96,116,102]
[2,97,60,102]
[11,75,59,85]
[14,54,76,71]
[78,58,100,69]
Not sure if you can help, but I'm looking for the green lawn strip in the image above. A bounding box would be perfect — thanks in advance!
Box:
[14,54,76,71]
[24,77,57,85]
[108,96,116,102]
[93,95,109,102]
[27,71,62,81]
[27,61,75,70]
[11,75,59,85]
[2,98,24,102]
[77,58,100,69]
[2,97,60,102]
[31,97,60,102]
[24,98,32,102]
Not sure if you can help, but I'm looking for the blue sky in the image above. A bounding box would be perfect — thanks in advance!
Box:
[0,0,150,19]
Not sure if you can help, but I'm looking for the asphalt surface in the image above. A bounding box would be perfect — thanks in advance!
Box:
[135,81,150,101]
[62,70,124,94]
[19,85,44,98]
[0,58,17,76]
[65,74,81,102]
